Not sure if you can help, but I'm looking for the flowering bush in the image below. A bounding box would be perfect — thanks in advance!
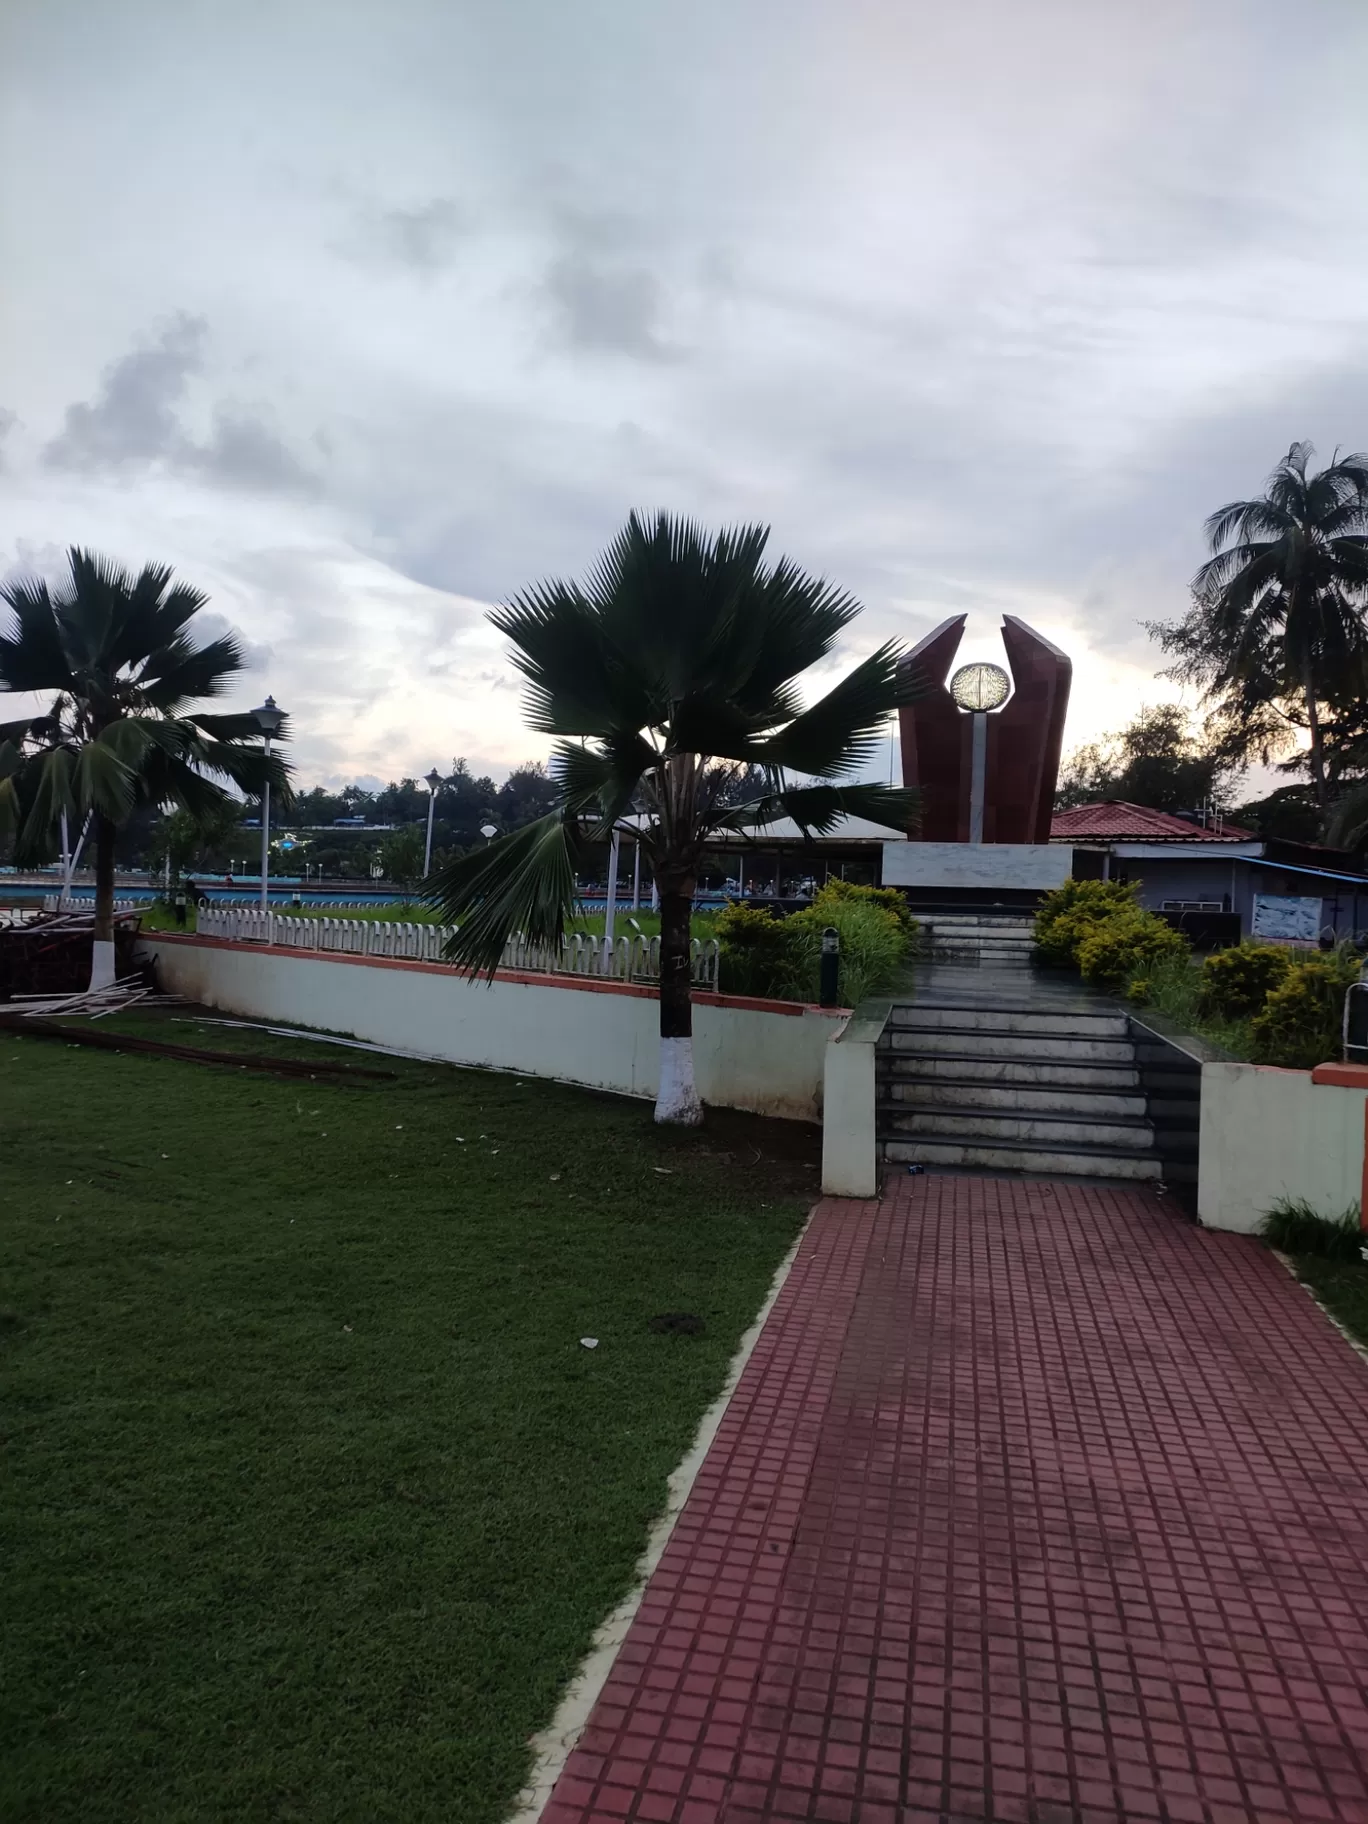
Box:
[1198,942,1294,1021]
[1075,909,1189,989]
[1033,878,1141,967]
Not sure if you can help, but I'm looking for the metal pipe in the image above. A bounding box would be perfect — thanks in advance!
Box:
[968,712,987,844]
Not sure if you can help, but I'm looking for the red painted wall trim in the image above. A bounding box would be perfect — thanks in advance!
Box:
[1310,1062,1368,1090]
[142,932,847,1019]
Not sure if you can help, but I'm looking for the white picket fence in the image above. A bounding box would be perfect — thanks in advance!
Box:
[42,895,144,914]
[194,906,721,989]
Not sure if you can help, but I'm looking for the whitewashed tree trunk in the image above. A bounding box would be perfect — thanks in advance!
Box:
[89,940,116,990]
[655,1034,702,1126]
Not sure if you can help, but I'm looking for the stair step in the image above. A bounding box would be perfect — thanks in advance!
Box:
[882,1104,1155,1149]
[881,1137,1164,1181]
[888,1028,1135,1063]
[889,1006,1127,1038]
[878,1053,1142,1090]
[880,1080,1148,1118]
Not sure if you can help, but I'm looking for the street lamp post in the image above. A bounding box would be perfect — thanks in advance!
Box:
[423,768,443,877]
[250,695,285,908]
[603,827,621,968]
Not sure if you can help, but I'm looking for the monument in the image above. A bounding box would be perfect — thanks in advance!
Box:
[883,614,1073,894]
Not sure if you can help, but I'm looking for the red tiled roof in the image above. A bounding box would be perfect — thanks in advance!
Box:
[1050,800,1254,842]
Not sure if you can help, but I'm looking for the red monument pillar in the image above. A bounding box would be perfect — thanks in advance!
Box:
[898,615,1071,843]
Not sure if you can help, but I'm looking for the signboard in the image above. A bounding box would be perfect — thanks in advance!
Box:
[1251,894,1322,944]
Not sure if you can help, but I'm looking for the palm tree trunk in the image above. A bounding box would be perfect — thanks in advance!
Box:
[655,885,702,1125]
[90,811,118,989]
[1304,661,1328,812]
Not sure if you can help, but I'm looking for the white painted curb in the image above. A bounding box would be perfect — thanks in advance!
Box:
[504,1214,813,1823]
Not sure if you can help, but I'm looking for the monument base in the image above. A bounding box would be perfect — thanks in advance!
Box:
[881,841,1074,894]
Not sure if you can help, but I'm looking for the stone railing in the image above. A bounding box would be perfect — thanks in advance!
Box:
[193,907,721,989]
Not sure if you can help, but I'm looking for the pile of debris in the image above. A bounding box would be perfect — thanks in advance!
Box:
[8,974,180,1020]
[0,908,142,1003]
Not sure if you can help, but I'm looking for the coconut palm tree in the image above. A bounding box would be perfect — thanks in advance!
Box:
[427,512,922,1124]
[0,548,290,984]
[1186,442,1368,810]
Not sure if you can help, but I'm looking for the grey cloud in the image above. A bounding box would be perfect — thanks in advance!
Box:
[194,609,274,672]
[344,196,467,274]
[543,253,672,359]
[43,315,318,497]
[0,407,16,464]
[186,411,320,497]
[45,313,205,469]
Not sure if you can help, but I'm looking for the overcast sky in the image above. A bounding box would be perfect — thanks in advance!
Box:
[3,0,1366,790]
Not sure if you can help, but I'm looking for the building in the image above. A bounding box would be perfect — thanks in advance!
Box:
[1048,801,1368,945]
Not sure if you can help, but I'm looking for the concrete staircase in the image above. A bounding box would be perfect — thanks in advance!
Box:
[877,968,1165,1181]
[918,912,1036,970]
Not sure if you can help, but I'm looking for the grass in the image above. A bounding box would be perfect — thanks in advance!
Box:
[1260,1196,1363,1260]
[1127,952,1257,1059]
[1261,1196,1368,1361]
[1,1011,815,1823]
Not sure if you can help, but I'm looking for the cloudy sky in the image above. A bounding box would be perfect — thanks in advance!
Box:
[3,0,1366,790]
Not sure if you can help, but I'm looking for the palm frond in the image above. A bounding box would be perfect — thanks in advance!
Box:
[712,782,921,838]
[0,575,71,691]
[585,510,761,705]
[191,710,276,742]
[426,811,586,975]
[72,732,139,822]
[1202,498,1290,553]
[14,746,78,860]
[492,581,658,736]
[57,547,131,671]
[199,740,293,801]
[139,632,245,707]
[754,642,908,777]
[549,734,652,830]
[718,556,863,716]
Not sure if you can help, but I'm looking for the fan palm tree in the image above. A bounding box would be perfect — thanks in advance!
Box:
[428,512,922,1125]
[0,548,290,984]
[1190,441,1368,810]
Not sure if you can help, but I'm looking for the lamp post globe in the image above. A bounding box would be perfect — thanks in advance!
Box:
[250,696,286,907]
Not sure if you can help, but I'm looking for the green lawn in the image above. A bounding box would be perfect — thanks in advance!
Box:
[1,1014,814,1823]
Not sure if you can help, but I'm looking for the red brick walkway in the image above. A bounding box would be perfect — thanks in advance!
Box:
[542,1177,1368,1824]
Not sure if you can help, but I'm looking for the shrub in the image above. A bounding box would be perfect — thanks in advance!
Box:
[781,898,911,1007]
[717,886,915,1004]
[1198,942,1294,1021]
[714,902,792,998]
[1033,878,1139,967]
[1249,951,1361,1070]
[1260,1196,1363,1261]
[1075,908,1189,990]
[810,877,919,939]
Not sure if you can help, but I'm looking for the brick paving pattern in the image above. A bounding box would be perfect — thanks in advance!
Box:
[542,1176,1368,1823]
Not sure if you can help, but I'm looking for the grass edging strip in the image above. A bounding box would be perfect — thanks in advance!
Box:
[504,1210,815,1824]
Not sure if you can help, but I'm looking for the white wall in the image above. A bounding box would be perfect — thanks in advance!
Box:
[139,937,842,1121]
[1198,1061,1368,1232]
[821,1005,886,1196]
[881,841,1073,890]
